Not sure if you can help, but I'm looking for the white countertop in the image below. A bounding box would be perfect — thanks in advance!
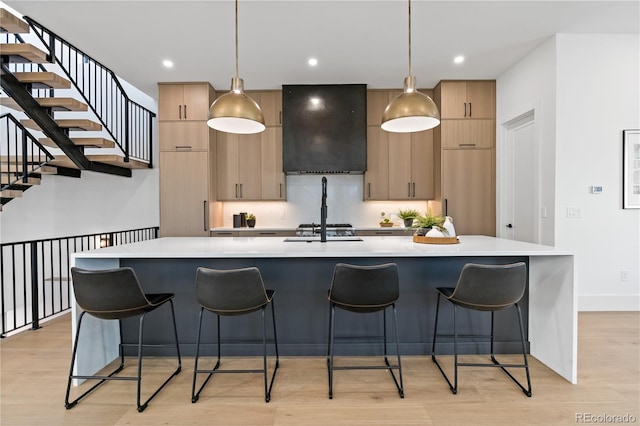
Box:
[72,235,572,259]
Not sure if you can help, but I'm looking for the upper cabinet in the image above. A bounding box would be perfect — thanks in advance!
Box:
[257,90,282,126]
[158,83,215,121]
[434,81,495,119]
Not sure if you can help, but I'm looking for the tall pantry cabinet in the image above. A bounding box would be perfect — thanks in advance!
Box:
[158,82,221,236]
[433,81,496,236]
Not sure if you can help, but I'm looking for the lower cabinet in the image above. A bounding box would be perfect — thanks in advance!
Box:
[441,149,495,236]
[160,151,213,237]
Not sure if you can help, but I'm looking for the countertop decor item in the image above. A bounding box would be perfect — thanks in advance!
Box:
[246,213,256,228]
[398,208,420,227]
[379,218,394,227]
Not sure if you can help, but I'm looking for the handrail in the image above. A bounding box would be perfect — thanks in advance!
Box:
[22,16,154,166]
[0,226,159,337]
[0,113,54,190]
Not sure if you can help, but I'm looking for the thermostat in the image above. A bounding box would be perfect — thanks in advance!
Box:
[591,186,603,194]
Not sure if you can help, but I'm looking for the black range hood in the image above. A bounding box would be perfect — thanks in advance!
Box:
[282,84,367,174]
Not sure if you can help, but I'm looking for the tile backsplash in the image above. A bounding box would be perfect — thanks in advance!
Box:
[221,175,428,228]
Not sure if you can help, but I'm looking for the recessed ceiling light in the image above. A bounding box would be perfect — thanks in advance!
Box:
[163,59,174,68]
[454,56,465,64]
[308,58,318,66]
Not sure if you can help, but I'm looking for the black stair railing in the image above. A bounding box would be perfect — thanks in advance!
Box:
[23,16,154,166]
[0,113,54,191]
[1,32,54,99]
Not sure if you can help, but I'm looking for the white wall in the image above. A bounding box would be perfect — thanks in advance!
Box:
[498,34,640,311]
[220,175,429,228]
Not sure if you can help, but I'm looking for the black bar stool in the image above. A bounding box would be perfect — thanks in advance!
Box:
[191,266,279,403]
[431,262,532,396]
[65,267,182,412]
[327,262,404,399]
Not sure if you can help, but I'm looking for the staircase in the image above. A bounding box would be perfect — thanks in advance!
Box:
[0,7,155,208]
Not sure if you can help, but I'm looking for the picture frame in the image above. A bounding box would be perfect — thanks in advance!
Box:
[623,129,640,209]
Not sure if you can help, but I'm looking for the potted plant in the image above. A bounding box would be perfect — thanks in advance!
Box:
[398,208,420,228]
[246,213,256,228]
[411,211,447,236]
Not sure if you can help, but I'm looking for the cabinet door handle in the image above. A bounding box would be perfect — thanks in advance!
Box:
[184,104,187,119]
[412,182,416,198]
[179,105,182,119]
[368,182,371,198]
[174,145,192,150]
[444,198,448,216]
[235,184,238,198]
[279,110,282,125]
[408,182,411,197]
[259,232,276,235]
[464,102,467,117]
[468,102,472,117]
[459,143,476,148]
[240,183,243,199]
[203,200,208,231]
[279,183,283,198]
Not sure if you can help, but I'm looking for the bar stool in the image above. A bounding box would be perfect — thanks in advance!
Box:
[431,262,532,396]
[327,262,404,399]
[192,266,279,403]
[65,267,182,412]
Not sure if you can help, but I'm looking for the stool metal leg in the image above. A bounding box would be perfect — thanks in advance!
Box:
[387,304,404,398]
[264,298,280,402]
[328,303,336,399]
[192,308,220,403]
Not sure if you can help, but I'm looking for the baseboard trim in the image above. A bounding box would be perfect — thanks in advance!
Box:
[579,294,640,311]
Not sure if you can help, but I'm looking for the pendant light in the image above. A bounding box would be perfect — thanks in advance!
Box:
[381,0,440,133]
[207,0,265,134]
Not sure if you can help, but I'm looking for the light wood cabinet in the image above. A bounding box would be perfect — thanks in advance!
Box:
[159,121,210,151]
[434,81,495,119]
[364,126,434,201]
[159,151,212,237]
[261,127,285,200]
[158,83,214,121]
[257,90,282,126]
[158,82,221,237]
[216,132,262,200]
[388,131,434,200]
[439,120,495,149]
[364,126,389,200]
[441,149,495,236]
[433,80,496,236]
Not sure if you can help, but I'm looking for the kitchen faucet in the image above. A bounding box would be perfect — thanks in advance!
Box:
[321,176,327,242]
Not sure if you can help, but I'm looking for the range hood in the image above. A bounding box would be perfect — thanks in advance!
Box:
[282,84,367,174]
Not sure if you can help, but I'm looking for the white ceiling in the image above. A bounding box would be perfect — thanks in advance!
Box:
[4,1,639,99]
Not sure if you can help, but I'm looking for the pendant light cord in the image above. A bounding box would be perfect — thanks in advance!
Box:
[235,0,239,79]
[408,0,412,78]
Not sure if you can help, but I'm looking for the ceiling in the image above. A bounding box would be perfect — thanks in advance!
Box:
[4,1,639,99]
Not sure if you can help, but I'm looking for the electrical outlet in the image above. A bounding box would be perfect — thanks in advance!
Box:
[540,207,547,218]
[279,211,285,219]
[567,207,582,218]
[591,185,603,194]
[621,270,629,281]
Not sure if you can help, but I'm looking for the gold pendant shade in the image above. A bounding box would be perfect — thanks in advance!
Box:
[381,76,440,133]
[207,77,265,135]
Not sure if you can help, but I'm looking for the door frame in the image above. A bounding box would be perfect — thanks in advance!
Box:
[497,109,541,243]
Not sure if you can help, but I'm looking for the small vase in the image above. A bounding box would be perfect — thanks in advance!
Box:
[403,218,414,228]
[426,227,444,237]
[443,216,456,237]
[247,219,256,228]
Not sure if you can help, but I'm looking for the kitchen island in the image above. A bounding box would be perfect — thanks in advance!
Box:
[71,235,576,383]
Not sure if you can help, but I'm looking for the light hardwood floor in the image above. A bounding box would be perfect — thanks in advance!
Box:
[1,312,638,425]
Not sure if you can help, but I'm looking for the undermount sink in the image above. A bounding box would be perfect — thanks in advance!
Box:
[283,237,363,243]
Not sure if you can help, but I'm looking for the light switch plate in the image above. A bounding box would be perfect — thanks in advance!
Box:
[567,207,582,218]
[591,186,603,194]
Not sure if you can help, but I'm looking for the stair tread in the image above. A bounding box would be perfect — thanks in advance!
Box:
[49,155,149,170]
[0,189,23,198]
[0,43,48,63]
[21,118,102,131]
[13,72,71,89]
[0,97,88,112]
[0,9,29,33]
[0,163,56,174]
[40,137,115,148]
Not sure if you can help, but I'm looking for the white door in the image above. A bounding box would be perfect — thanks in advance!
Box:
[501,112,539,243]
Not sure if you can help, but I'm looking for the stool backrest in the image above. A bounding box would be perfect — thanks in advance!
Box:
[196,267,270,315]
[449,262,527,310]
[329,263,399,312]
[70,267,151,319]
